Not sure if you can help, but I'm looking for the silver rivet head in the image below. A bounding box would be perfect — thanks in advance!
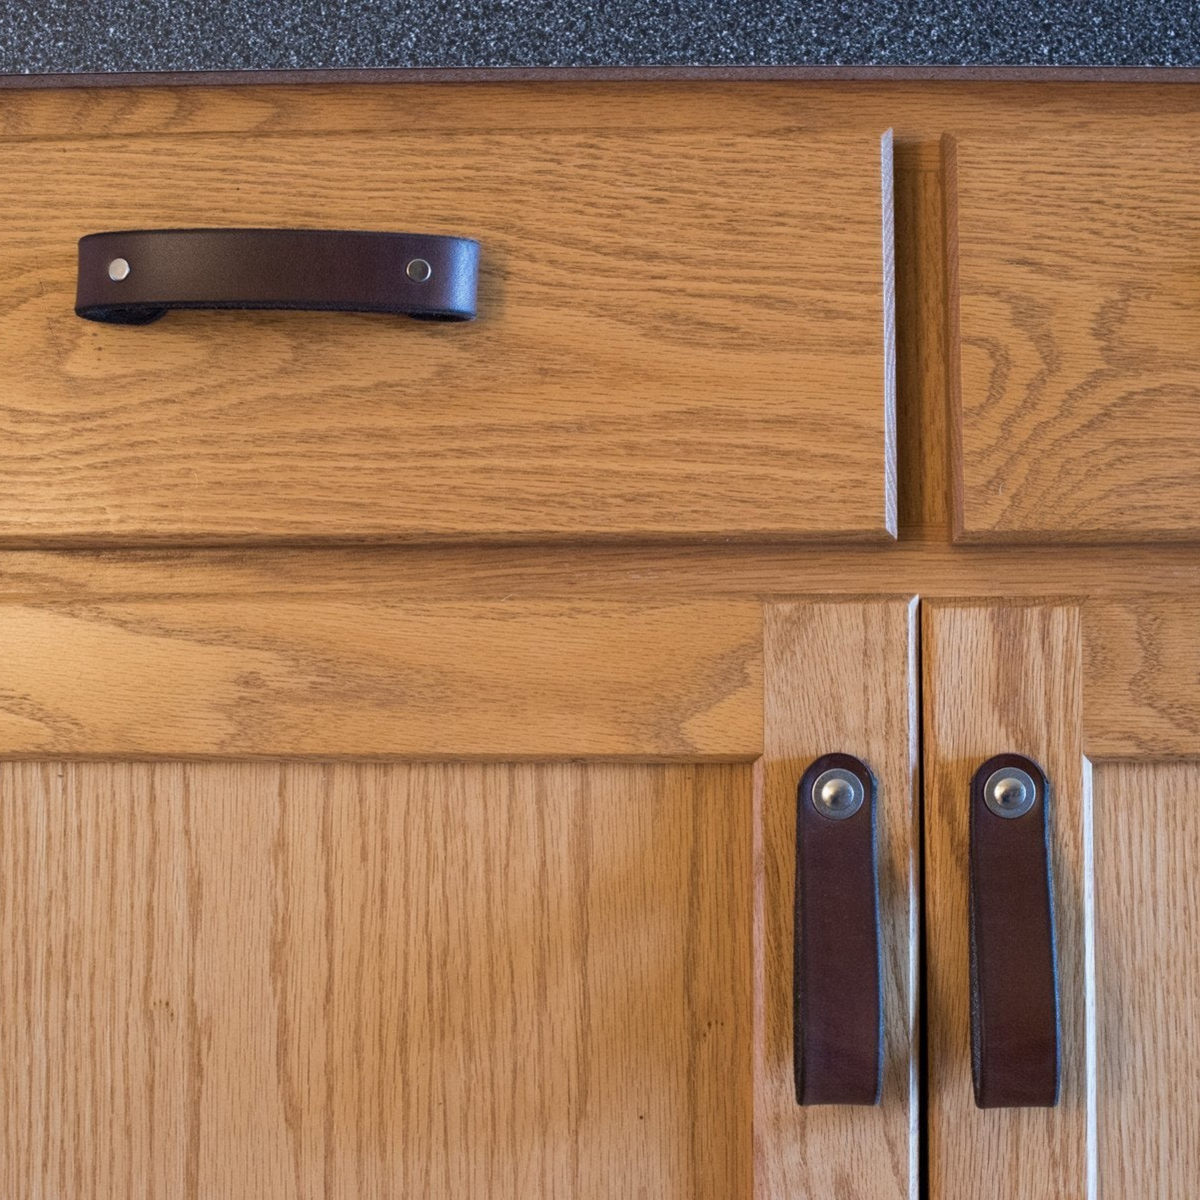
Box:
[108,257,131,282]
[406,258,432,283]
[984,767,1037,819]
[811,768,865,821]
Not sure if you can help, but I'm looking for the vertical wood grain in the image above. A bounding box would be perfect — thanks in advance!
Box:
[0,761,752,1199]
[923,603,1092,1198]
[756,597,919,1200]
[1094,762,1200,1198]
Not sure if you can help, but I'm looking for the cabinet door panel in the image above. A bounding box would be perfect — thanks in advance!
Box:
[0,592,918,1198]
[0,760,753,1200]
[1095,762,1200,1197]
[757,599,919,1200]
[923,602,1090,1199]
[947,128,1200,543]
[0,84,895,546]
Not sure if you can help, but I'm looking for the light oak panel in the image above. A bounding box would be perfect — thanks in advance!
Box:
[1083,595,1200,760]
[923,603,1092,1199]
[0,760,753,1200]
[0,89,894,545]
[0,599,761,759]
[756,598,918,1200]
[14,540,1200,603]
[1094,762,1200,1199]
[948,128,1200,542]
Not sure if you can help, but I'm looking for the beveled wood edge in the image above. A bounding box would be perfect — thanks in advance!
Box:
[2,66,1200,90]
[881,130,899,539]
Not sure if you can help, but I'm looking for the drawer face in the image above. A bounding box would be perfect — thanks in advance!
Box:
[0,86,895,545]
[949,130,1200,543]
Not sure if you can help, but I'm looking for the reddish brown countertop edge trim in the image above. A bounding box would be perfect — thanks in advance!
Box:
[1,65,1200,89]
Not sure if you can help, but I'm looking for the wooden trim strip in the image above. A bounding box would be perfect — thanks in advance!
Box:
[0,599,762,760]
[756,597,919,1198]
[922,601,1091,1199]
[2,65,1200,90]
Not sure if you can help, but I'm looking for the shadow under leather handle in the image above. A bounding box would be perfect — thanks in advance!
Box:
[969,753,1061,1108]
[794,752,883,1106]
[75,228,480,325]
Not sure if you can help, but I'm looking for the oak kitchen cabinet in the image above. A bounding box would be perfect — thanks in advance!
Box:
[1,79,1199,1199]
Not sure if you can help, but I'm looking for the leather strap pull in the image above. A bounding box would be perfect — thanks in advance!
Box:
[794,752,883,1106]
[969,753,1061,1108]
[75,229,479,324]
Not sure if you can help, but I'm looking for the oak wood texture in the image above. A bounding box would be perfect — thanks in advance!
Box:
[0,599,761,760]
[5,571,1200,763]
[947,127,1200,543]
[1094,762,1200,1198]
[0,86,895,546]
[1082,596,1200,761]
[0,760,753,1199]
[757,598,918,1200]
[923,603,1091,1199]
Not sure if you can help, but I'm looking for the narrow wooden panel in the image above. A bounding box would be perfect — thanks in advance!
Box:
[0,88,894,545]
[0,760,753,1200]
[0,599,761,759]
[1082,596,1200,760]
[948,129,1200,542]
[923,603,1092,1198]
[756,598,918,1200]
[1094,762,1200,1198]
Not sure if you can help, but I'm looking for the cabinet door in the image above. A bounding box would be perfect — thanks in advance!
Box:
[945,125,1200,543]
[0,84,895,546]
[924,598,1200,1198]
[0,590,917,1199]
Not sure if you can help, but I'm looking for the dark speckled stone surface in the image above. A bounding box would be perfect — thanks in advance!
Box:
[1,1,1198,74]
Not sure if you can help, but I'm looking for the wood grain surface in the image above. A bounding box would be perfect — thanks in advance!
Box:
[948,127,1200,542]
[0,599,761,759]
[757,598,918,1200]
[0,86,894,545]
[1094,762,1200,1199]
[0,760,753,1199]
[1083,596,1200,760]
[923,602,1092,1200]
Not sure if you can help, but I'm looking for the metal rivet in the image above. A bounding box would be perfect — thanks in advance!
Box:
[811,767,865,821]
[406,258,432,283]
[108,257,131,282]
[984,767,1037,819]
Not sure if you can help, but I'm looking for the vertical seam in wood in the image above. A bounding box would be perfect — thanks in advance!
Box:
[941,133,966,543]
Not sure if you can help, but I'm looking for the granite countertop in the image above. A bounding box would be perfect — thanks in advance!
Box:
[3,1,1199,75]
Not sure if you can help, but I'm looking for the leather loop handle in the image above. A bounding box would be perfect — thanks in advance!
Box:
[969,753,1061,1108]
[794,752,883,1106]
[75,229,479,325]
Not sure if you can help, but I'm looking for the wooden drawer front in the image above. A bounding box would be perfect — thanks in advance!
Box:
[0,85,895,546]
[948,129,1200,543]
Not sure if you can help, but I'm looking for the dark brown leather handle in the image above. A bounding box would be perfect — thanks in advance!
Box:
[794,752,883,1106]
[75,228,479,325]
[969,753,1061,1108]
